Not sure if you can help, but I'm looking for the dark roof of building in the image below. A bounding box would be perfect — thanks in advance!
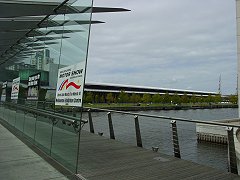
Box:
[84,82,218,96]
[0,0,130,66]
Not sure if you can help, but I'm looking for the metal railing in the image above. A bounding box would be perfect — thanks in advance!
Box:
[87,107,240,128]
[5,102,87,128]
[85,107,240,175]
[0,101,88,173]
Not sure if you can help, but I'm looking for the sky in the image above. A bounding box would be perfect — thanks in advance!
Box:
[86,0,237,95]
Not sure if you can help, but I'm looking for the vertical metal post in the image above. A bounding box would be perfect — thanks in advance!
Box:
[33,114,38,142]
[88,109,94,133]
[50,119,54,156]
[107,112,115,139]
[53,103,56,113]
[226,127,238,174]
[14,106,18,127]
[22,112,26,133]
[72,107,76,117]
[171,120,181,159]
[134,115,143,147]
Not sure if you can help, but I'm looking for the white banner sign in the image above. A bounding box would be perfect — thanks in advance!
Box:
[11,77,20,100]
[55,62,85,107]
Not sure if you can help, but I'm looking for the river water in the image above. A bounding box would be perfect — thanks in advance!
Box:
[81,108,238,171]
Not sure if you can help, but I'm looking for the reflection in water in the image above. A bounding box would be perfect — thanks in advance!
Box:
[81,108,237,171]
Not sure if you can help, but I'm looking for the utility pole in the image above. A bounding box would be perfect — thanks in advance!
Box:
[218,74,221,95]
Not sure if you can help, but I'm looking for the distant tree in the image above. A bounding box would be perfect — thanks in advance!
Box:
[130,93,141,103]
[124,94,129,103]
[113,97,117,103]
[94,94,100,103]
[152,94,162,103]
[196,95,204,103]
[106,93,114,103]
[229,95,238,104]
[206,94,213,103]
[142,93,151,103]
[214,94,222,103]
[172,93,181,104]
[84,92,94,103]
[118,91,129,103]
[162,92,170,103]
[100,95,105,103]
[181,93,189,104]
[190,94,197,104]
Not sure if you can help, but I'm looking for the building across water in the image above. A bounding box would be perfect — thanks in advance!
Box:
[85,82,217,96]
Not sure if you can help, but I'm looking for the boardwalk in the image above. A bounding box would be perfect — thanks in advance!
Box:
[78,131,240,180]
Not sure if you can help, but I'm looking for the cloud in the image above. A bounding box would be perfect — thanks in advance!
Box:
[87,0,237,94]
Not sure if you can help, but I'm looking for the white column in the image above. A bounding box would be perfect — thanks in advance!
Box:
[237,0,240,117]
[235,0,240,174]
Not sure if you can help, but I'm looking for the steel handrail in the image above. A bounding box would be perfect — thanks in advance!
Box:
[4,102,87,124]
[87,107,240,128]
[35,106,88,124]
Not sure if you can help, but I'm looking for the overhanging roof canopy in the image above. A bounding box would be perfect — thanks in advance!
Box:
[0,0,130,66]
[0,1,130,18]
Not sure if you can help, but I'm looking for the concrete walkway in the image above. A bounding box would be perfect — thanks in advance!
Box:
[0,124,68,180]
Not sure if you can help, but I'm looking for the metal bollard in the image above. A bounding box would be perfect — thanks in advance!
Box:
[88,109,95,133]
[226,127,238,174]
[171,120,181,159]
[134,116,142,147]
[107,112,115,139]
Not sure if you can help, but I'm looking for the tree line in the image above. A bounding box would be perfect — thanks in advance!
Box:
[83,91,238,104]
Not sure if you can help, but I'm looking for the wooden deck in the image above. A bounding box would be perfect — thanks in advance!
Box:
[78,131,240,180]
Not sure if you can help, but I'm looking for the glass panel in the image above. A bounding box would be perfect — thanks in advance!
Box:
[34,116,53,154]
[15,109,25,132]
[4,107,11,124]
[0,104,4,119]
[23,113,37,142]
[51,121,79,172]
[1,106,6,121]
[4,107,9,121]
[45,101,55,111]
[7,107,17,126]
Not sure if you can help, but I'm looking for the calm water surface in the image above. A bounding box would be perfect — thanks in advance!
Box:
[81,108,238,171]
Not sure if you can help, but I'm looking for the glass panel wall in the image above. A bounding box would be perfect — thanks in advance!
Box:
[0,0,93,174]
